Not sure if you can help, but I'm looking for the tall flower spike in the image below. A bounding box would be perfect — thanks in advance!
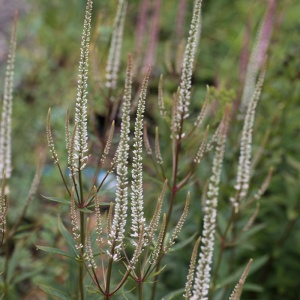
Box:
[242,203,260,232]
[253,167,273,201]
[86,223,97,268]
[194,125,209,164]
[175,0,202,137]
[0,172,8,235]
[0,14,17,179]
[46,109,59,164]
[107,202,114,237]
[228,259,253,300]
[106,0,128,90]
[192,107,229,300]
[165,192,190,251]
[184,237,201,300]
[147,179,167,242]
[128,224,145,270]
[70,187,83,250]
[109,55,132,258]
[158,75,166,119]
[68,123,79,175]
[94,186,103,245]
[234,67,266,204]
[101,121,115,164]
[155,127,163,165]
[239,24,263,114]
[143,123,152,155]
[240,0,275,113]
[171,88,180,139]
[74,0,93,170]
[65,108,70,153]
[194,85,210,129]
[150,214,166,265]
[131,66,151,241]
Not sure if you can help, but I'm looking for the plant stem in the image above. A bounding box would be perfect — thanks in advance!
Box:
[79,210,85,300]
[139,281,143,300]
[78,162,85,300]
[3,233,10,300]
[105,257,114,299]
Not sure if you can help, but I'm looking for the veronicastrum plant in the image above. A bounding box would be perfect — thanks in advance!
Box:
[43,0,271,299]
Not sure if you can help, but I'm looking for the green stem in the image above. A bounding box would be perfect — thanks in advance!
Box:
[105,257,114,299]
[3,233,10,300]
[78,162,85,300]
[79,211,85,300]
[138,281,143,300]
[151,123,183,300]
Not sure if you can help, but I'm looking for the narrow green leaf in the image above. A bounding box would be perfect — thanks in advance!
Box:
[57,215,77,255]
[163,288,185,300]
[78,207,94,213]
[39,285,70,300]
[7,247,20,283]
[42,195,69,204]
[147,265,167,279]
[36,245,75,259]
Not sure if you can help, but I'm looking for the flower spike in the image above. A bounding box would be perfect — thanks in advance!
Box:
[184,237,201,299]
[109,54,132,258]
[192,107,229,300]
[229,259,253,300]
[131,66,151,241]
[234,67,266,205]
[175,0,203,137]
[74,0,93,170]
[106,0,128,90]
[0,14,18,179]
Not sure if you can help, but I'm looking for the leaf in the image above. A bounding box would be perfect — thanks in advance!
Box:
[57,215,77,255]
[147,265,167,279]
[78,207,94,213]
[86,201,112,210]
[39,285,70,300]
[7,246,21,283]
[243,283,264,292]
[42,195,69,205]
[36,245,75,259]
[237,224,266,243]
[163,288,185,300]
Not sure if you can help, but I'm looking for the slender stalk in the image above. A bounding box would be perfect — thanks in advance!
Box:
[79,210,85,300]
[3,231,10,300]
[78,157,85,300]
[151,121,183,300]
[57,163,71,196]
[105,256,114,299]
[138,281,143,300]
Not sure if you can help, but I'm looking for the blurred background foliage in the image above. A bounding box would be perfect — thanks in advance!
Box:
[0,0,299,299]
